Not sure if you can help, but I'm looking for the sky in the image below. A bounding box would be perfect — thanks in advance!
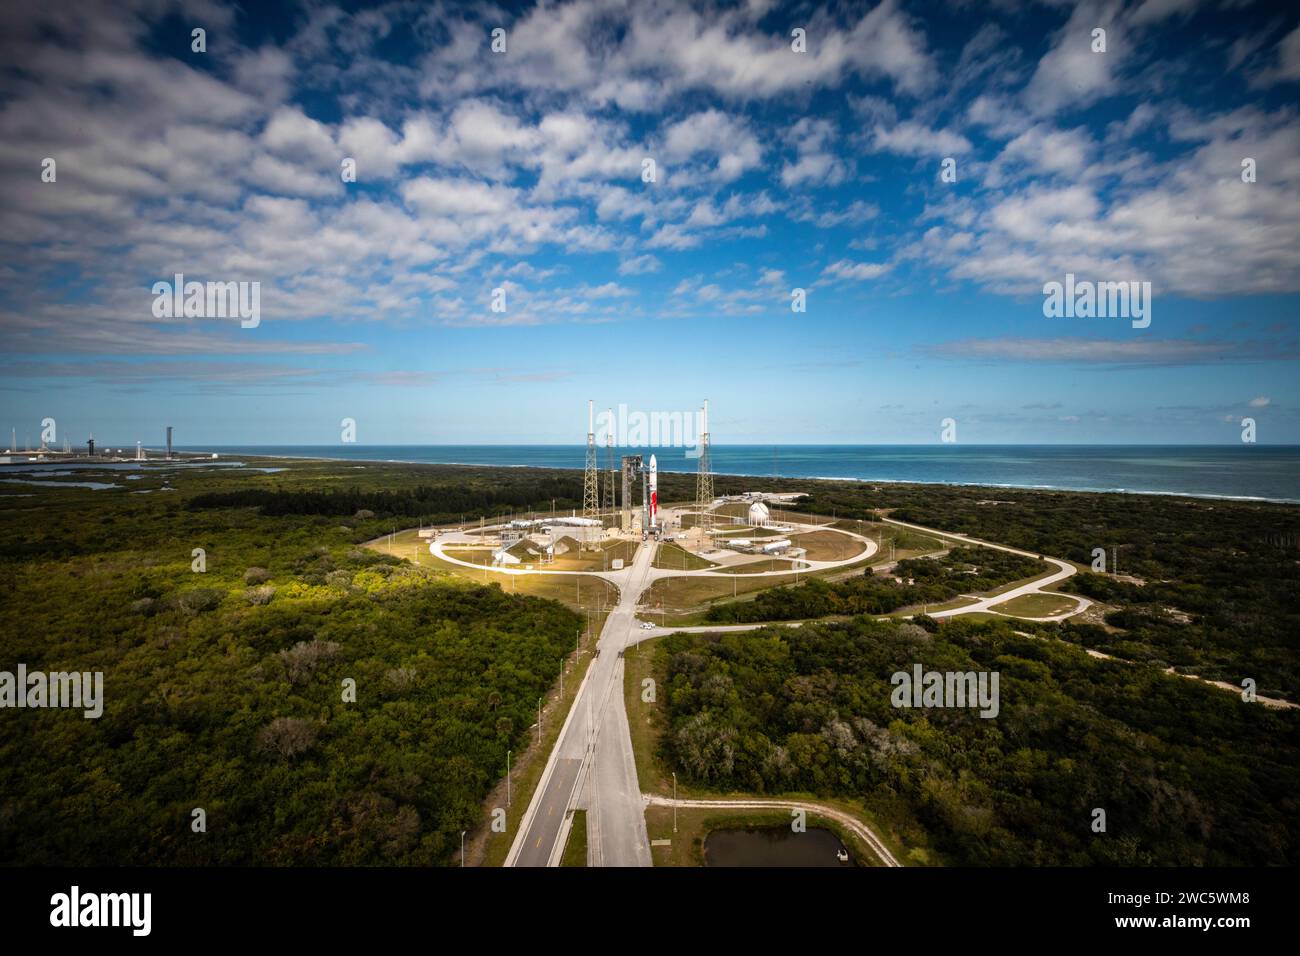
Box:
[2,0,1299,448]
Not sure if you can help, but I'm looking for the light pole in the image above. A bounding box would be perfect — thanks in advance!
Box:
[672,772,678,834]
[537,697,543,744]
[506,750,511,807]
[461,830,466,867]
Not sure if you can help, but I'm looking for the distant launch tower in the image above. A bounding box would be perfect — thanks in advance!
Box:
[582,400,600,540]
[603,408,616,516]
[695,399,714,536]
[166,426,173,460]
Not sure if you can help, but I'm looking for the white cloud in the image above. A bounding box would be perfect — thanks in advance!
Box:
[871,121,972,157]
[618,254,661,275]
[823,259,892,281]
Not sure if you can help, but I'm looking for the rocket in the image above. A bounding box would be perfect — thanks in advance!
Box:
[649,454,658,526]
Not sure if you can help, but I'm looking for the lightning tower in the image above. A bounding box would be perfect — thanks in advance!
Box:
[603,407,616,516]
[695,399,714,539]
[582,400,600,542]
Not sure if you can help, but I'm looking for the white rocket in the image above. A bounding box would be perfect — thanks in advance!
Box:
[649,454,658,527]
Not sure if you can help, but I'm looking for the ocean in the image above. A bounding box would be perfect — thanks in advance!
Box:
[184,445,1300,504]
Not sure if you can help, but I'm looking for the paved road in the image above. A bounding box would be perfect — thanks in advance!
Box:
[487,509,1090,867]
[882,518,1092,621]
[507,537,656,867]
[513,758,582,866]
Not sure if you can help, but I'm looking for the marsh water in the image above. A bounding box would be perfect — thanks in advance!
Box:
[703,826,853,867]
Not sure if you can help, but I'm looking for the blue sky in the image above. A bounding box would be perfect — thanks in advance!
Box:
[2,0,1299,447]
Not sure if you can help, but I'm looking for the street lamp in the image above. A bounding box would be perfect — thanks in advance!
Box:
[461,830,466,867]
[537,697,543,743]
[507,750,511,807]
[672,772,678,833]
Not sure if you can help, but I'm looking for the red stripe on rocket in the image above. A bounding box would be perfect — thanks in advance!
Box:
[649,454,658,525]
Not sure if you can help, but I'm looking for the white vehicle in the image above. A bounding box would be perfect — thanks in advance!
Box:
[640,622,654,630]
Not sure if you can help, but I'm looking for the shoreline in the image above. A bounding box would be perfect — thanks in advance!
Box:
[4,448,1298,505]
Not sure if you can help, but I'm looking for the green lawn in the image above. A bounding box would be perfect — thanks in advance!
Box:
[560,809,588,867]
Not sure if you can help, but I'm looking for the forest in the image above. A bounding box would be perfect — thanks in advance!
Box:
[656,617,1300,866]
[0,458,581,865]
[704,546,1045,623]
[786,483,1300,701]
[3,454,1297,865]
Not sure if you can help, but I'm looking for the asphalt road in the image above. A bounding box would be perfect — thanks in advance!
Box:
[509,538,655,867]
[513,757,582,867]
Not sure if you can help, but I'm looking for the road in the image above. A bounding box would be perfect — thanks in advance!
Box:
[487,509,1092,866]
[507,536,656,867]
[881,517,1092,621]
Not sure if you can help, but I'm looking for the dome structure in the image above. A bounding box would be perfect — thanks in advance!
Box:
[748,501,771,527]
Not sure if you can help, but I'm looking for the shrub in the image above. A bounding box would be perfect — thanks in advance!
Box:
[255,717,317,759]
[174,588,224,615]
[245,585,276,605]
[243,566,271,585]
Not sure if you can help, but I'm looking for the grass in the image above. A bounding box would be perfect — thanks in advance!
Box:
[887,596,979,617]
[713,525,787,539]
[543,537,639,572]
[367,528,619,615]
[789,529,868,561]
[653,541,718,571]
[559,809,588,867]
[640,554,880,626]
[624,634,672,797]
[719,557,798,574]
[992,591,1082,618]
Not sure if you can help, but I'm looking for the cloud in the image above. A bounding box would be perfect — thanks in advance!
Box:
[923,336,1300,367]
[870,121,972,157]
[618,254,661,275]
[661,110,763,182]
[823,259,893,281]
[1023,1,1126,116]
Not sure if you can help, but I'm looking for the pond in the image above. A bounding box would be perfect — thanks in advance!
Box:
[703,826,853,867]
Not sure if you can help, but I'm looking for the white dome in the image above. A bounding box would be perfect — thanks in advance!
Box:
[748,502,770,526]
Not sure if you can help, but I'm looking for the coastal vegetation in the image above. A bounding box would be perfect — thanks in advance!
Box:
[0,459,588,865]
[703,546,1044,623]
[653,618,1300,866]
[789,484,1300,701]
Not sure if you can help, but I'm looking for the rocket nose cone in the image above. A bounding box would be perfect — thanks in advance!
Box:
[650,454,657,468]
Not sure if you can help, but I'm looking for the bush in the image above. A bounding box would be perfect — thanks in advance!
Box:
[174,588,224,615]
[255,717,317,759]
[277,638,341,684]
[243,566,271,585]
[130,597,156,616]
[244,585,275,605]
